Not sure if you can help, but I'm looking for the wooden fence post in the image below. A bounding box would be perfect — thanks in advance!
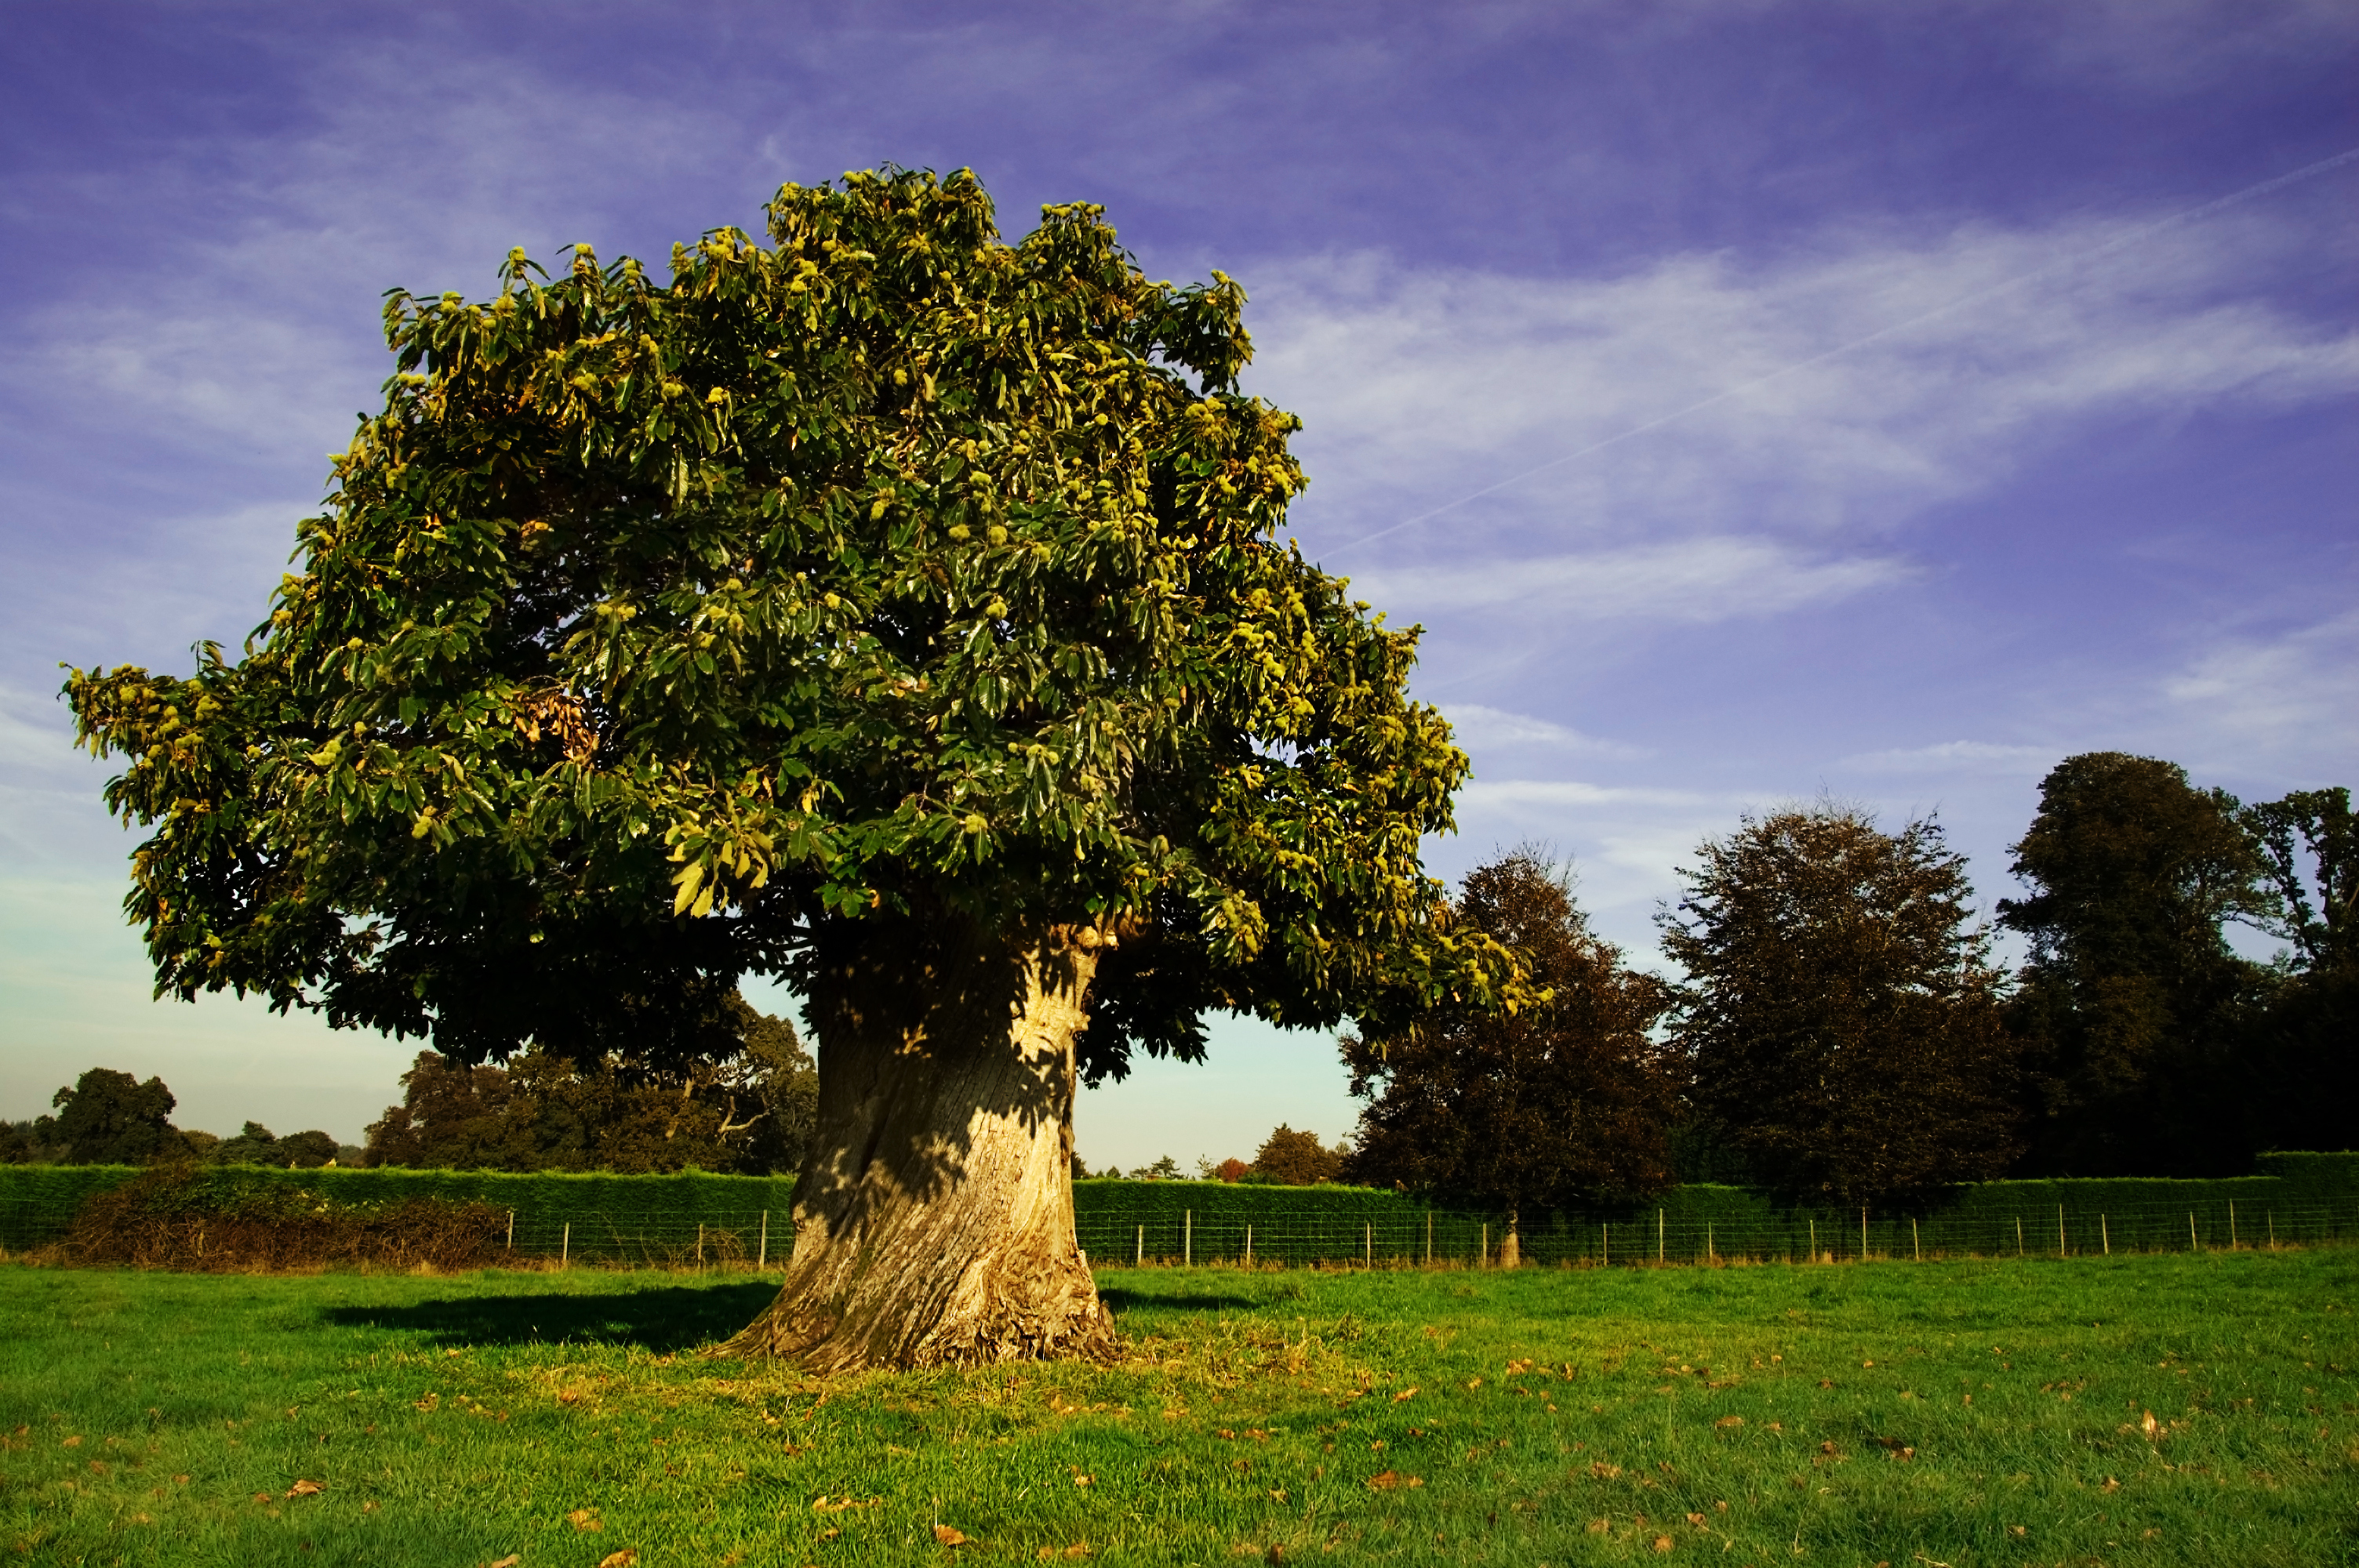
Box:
[1184,1210,1192,1267]
[2100,1214,2109,1255]
[561,1221,570,1269]
[1245,1224,1252,1268]
[758,1210,768,1270]
[506,1210,514,1250]
[1136,1224,1143,1267]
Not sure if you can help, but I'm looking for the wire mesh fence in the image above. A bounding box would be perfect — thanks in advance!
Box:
[7,1192,2356,1272]
[1077,1194,2359,1269]
[0,1199,791,1270]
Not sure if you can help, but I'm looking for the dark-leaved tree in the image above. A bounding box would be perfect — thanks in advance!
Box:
[64,168,1510,1368]
[2242,786,2357,1154]
[1663,807,2020,1207]
[35,1069,186,1166]
[1346,851,1678,1260]
[1998,753,2276,1174]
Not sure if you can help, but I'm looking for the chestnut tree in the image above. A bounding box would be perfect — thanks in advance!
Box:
[66,168,1510,1370]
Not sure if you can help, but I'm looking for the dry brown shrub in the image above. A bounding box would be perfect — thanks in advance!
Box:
[65,1165,503,1272]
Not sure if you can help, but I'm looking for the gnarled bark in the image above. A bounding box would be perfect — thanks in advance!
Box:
[716,916,1116,1371]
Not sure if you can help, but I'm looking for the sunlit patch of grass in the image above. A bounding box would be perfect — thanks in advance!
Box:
[2,1249,2354,1563]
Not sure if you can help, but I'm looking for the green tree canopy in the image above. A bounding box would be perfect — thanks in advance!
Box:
[1345,851,1679,1254]
[1662,806,2020,1207]
[37,1068,184,1167]
[1997,753,2274,1174]
[1249,1123,1345,1185]
[64,168,1509,1368]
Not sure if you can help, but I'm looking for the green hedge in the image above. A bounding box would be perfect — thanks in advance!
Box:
[0,1164,796,1261]
[6,1154,2354,1266]
[1075,1158,2359,1266]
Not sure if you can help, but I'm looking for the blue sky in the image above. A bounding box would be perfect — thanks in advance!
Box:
[2,1,2354,1170]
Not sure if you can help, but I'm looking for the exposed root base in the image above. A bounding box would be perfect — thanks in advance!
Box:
[713,1289,1118,1372]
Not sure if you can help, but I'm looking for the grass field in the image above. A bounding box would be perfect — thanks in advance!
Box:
[2,1250,2354,1566]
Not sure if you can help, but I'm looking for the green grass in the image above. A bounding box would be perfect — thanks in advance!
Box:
[2,1250,2355,1566]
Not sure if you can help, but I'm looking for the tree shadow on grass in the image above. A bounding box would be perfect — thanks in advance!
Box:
[1097,1289,1267,1313]
[323,1282,780,1352]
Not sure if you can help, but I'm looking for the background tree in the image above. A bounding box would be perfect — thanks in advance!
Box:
[2241,786,2357,1154]
[1346,851,1679,1261]
[34,1069,187,1166]
[65,168,1509,1370]
[1998,753,2275,1174]
[1249,1123,1345,1185]
[211,1121,336,1167]
[1662,806,2020,1207]
[362,999,817,1173]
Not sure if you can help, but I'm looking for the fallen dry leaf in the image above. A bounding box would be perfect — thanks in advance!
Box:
[62,1436,82,1448]
[1369,1470,1401,1490]
[1714,1415,1744,1429]
[286,1479,325,1497]
[596,1552,638,1568]
[1392,1386,1418,1402]
[933,1523,970,1545]
[1587,1518,1610,1534]
[1686,1512,1707,1526]
[568,1507,603,1532]
[1652,1536,1674,1553]
[173,1474,191,1486]
[363,1501,380,1513]
[2142,1410,2161,1442]
[486,1556,521,1568]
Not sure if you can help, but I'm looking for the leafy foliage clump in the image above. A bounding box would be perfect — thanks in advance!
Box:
[64,164,1509,1080]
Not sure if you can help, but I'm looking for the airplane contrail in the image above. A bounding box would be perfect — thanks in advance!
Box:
[1316,143,2359,561]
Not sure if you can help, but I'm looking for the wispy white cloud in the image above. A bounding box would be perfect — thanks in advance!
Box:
[1351,537,1910,623]
[1441,704,1648,758]
[1839,740,2058,775]
[2163,609,2359,774]
[1251,204,2359,557]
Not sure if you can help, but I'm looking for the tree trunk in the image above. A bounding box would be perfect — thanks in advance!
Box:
[715,916,1117,1372]
[1498,1207,1522,1269]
